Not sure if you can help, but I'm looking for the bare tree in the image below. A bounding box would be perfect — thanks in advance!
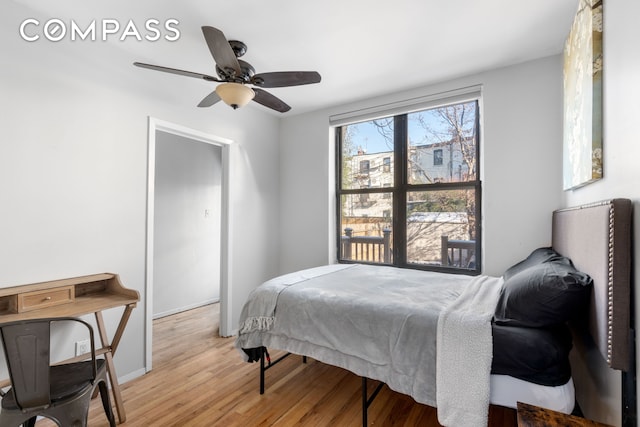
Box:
[414,102,477,180]
[409,103,478,254]
[371,117,394,151]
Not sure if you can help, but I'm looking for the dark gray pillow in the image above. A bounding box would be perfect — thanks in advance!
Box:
[494,257,593,327]
[491,323,572,386]
[502,247,564,281]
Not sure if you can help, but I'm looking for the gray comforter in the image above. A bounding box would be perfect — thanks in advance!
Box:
[235,263,502,426]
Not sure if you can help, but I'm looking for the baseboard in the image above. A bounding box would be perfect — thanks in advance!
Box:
[118,367,147,384]
[221,327,238,338]
[152,299,219,320]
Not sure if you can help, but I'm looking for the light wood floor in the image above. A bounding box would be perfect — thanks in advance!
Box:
[40,303,517,426]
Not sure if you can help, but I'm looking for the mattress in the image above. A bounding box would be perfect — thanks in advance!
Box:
[490,374,575,414]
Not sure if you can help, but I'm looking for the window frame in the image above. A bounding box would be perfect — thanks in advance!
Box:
[433,148,443,166]
[382,157,391,172]
[359,159,370,174]
[335,100,482,275]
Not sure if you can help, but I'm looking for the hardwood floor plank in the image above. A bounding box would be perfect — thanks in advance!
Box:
[35,303,516,426]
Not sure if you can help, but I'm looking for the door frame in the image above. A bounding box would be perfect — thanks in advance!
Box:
[145,117,234,371]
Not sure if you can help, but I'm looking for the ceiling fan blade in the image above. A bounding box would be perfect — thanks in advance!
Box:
[133,62,220,81]
[253,88,291,113]
[251,71,321,88]
[197,90,222,108]
[133,62,221,82]
[201,26,241,77]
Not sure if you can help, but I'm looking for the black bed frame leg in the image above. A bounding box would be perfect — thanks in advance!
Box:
[622,327,637,426]
[260,349,265,394]
[258,350,297,395]
[361,377,384,427]
[362,377,368,426]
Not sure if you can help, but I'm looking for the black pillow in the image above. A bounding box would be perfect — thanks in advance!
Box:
[491,323,572,386]
[494,256,592,327]
[502,247,564,281]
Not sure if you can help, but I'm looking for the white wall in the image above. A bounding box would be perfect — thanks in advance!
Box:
[0,3,281,380]
[560,0,640,424]
[153,131,221,318]
[279,113,335,272]
[280,54,564,277]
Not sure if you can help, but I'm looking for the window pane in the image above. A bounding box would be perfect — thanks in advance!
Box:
[340,193,393,264]
[406,189,476,269]
[407,102,477,184]
[341,119,394,189]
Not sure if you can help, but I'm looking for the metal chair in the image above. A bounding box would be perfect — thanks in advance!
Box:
[0,317,116,427]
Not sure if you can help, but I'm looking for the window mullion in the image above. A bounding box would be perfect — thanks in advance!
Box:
[393,114,407,266]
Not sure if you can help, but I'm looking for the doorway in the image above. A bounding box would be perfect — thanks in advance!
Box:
[153,130,221,317]
[145,118,233,371]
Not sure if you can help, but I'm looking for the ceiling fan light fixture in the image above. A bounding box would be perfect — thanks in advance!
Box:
[215,82,255,109]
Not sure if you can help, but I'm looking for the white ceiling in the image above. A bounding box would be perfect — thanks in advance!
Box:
[17,0,579,116]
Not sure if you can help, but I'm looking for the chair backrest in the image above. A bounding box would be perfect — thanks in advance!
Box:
[0,320,52,410]
[0,317,97,411]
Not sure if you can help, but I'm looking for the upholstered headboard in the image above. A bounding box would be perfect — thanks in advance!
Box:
[552,198,633,371]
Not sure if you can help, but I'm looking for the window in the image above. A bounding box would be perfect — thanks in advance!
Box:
[336,100,481,273]
[382,183,391,198]
[359,160,370,174]
[383,157,391,172]
[433,149,443,166]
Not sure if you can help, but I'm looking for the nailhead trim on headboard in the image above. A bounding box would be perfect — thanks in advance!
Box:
[607,201,615,365]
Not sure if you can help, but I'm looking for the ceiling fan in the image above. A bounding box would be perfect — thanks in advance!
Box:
[134,26,321,113]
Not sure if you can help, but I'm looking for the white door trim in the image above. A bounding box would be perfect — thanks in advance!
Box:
[145,117,234,371]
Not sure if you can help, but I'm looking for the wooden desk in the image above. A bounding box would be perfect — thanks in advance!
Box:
[517,402,614,427]
[0,273,139,424]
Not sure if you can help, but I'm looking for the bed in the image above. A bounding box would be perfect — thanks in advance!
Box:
[235,198,634,426]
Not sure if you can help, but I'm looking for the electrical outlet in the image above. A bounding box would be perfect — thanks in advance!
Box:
[75,339,90,356]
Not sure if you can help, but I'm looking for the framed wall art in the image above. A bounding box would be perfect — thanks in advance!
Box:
[563,0,603,190]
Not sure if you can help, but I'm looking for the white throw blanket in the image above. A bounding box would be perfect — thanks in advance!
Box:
[436,275,503,427]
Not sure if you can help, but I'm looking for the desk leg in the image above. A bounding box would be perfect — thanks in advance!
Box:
[110,305,135,356]
[95,311,127,424]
